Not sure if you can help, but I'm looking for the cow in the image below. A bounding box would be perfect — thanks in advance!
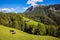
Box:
[10,30,16,34]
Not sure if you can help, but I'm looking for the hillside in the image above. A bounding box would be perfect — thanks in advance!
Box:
[25,4,60,25]
[0,25,60,40]
[0,12,60,37]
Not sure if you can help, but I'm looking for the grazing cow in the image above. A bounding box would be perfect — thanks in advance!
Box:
[10,30,16,34]
[10,30,14,32]
[11,32,16,34]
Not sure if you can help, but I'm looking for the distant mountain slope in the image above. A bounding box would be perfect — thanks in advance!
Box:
[25,6,34,12]
[25,4,60,25]
[25,4,60,12]
[25,6,38,12]
[0,25,60,40]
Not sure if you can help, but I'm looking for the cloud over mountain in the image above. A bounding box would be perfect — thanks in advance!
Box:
[27,0,43,6]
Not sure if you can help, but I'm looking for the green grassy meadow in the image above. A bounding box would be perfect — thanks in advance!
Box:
[23,17,41,26]
[0,25,60,40]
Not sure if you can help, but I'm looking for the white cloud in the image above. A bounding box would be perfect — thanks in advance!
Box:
[0,8,16,13]
[27,0,43,6]
[24,0,43,11]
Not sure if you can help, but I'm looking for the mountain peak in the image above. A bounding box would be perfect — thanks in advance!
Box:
[25,5,38,12]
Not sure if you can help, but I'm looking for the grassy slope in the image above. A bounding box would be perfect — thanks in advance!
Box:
[23,17,41,26]
[23,17,47,29]
[0,25,60,40]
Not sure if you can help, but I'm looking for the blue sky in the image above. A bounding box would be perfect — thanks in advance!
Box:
[0,0,60,13]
